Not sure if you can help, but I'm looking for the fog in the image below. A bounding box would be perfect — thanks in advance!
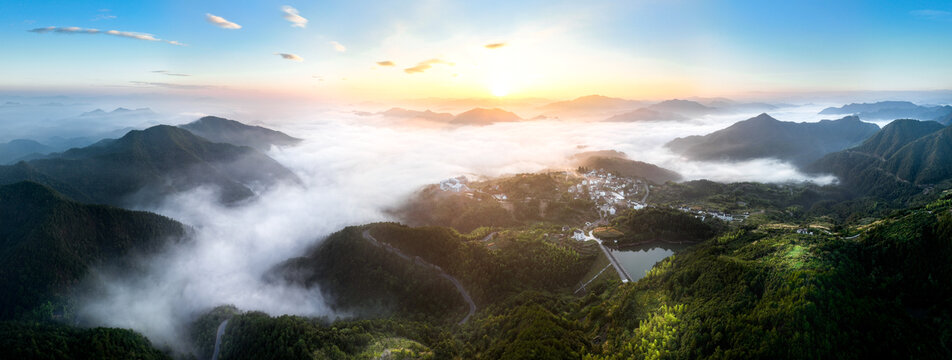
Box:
[33,100,844,353]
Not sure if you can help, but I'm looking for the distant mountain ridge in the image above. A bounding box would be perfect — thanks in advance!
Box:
[604,108,688,122]
[819,101,952,121]
[647,99,715,117]
[0,139,53,165]
[179,116,302,152]
[666,113,880,166]
[380,107,454,122]
[452,108,523,125]
[0,125,299,206]
[538,95,646,117]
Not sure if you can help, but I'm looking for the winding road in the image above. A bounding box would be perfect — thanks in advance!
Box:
[211,319,229,360]
[362,230,477,324]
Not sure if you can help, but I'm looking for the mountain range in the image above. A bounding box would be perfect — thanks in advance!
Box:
[603,108,688,122]
[0,124,299,207]
[666,113,880,166]
[537,95,647,117]
[819,101,952,121]
[179,116,302,152]
[450,107,523,125]
[809,119,951,198]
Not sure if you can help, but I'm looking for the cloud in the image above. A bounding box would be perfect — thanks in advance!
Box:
[910,9,952,20]
[206,13,242,29]
[330,41,346,52]
[484,42,506,49]
[403,58,454,74]
[281,6,308,28]
[92,14,116,21]
[376,61,395,66]
[28,26,184,45]
[129,81,210,89]
[152,70,190,77]
[275,53,304,62]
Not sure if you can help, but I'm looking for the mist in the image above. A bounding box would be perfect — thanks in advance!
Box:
[60,101,841,352]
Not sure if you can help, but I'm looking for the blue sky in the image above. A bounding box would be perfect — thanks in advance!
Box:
[2,0,951,100]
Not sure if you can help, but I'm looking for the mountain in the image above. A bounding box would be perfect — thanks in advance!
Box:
[379,107,454,122]
[80,107,155,117]
[604,108,688,122]
[573,150,681,184]
[0,181,186,319]
[537,95,645,117]
[819,101,952,121]
[178,116,302,152]
[0,125,299,206]
[851,119,946,159]
[0,139,53,164]
[808,119,950,198]
[452,107,523,125]
[666,113,879,166]
[647,99,716,117]
[939,111,952,126]
[704,99,779,112]
[883,125,952,185]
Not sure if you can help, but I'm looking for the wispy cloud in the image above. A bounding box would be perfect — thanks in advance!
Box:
[376,60,395,66]
[275,53,304,62]
[281,6,308,28]
[404,58,454,74]
[910,9,951,20]
[28,26,184,46]
[206,13,242,29]
[129,81,210,89]
[484,42,506,49]
[330,41,346,52]
[152,70,190,77]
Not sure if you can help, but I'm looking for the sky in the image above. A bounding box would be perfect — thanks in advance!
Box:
[2,0,952,102]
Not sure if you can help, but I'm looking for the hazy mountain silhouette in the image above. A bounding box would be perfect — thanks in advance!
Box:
[0,139,53,165]
[647,99,716,117]
[452,108,523,125]
[538,95,646,117]
[179,116,302,152]
[666,113,879,166]
[604,108,688,122]
[819,101,952,121]
[379,108,454,122]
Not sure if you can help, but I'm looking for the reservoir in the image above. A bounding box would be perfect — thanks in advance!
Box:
[609,243,686,282]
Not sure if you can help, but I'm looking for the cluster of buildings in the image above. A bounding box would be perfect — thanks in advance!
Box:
[439,176,471,192]
[569,169,648,217]
[675,206,749,223]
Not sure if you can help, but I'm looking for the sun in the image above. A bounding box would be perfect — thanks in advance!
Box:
[490,82,510,97]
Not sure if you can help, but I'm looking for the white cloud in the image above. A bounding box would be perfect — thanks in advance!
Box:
[281,6,308,28]
[275,53,304,61]
[910,9,952,20]
[404,58,454,74]
[28,26,184,46]
[330,41,346,52]
[152,70,191,77]
[205,13,242,29]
